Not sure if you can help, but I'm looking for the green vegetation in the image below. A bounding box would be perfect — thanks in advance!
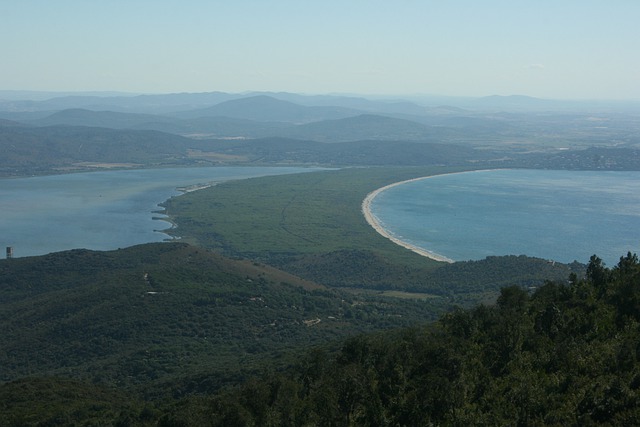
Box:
[0,125,200,176]
[163,167,582,301]
[138,252,640,426]
[164,167,449,260]
[0,243,443,396]
[2,252,637,425]
[0,378,147,427]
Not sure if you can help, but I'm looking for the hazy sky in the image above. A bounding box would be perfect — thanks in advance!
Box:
[2,1,639,99]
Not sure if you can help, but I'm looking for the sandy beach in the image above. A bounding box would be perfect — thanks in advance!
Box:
[361,172,490,263]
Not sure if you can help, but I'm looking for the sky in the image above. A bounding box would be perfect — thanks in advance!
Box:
[2,0,639,100]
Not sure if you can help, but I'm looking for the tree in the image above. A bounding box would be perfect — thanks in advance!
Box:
[586,255,610,296]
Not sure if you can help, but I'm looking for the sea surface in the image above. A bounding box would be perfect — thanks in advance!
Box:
[0,166,318,258]
[369,169,640,266]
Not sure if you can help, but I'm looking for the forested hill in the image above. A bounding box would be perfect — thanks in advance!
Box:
[145,252,640,425]
[0,243,444,394]
[0,122,502,176]
[2,251,638,425]
[0,124,198,175]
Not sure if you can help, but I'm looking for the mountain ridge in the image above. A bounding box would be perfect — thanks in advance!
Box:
[172,94,363,123]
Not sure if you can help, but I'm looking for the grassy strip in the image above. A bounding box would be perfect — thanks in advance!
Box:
[163,166,472,266]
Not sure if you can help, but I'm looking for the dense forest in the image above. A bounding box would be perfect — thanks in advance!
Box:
[0,243,447,393]
[1,252,639,425]
[154,253,640,426]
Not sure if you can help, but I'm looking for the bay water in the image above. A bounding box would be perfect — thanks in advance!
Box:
[370,169,640,266]
[0,167,318,258]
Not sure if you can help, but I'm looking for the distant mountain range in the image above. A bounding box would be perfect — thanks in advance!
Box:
[1,90,639,176]
[0,91,432,116]
[3,90,638,115]
[172,95,362,123]
[10,94,470,142]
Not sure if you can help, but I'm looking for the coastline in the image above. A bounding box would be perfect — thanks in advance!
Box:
[362,170,498,263]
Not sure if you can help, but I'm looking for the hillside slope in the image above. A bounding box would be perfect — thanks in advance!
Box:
[0,242,442,395]
[0,124,199,175]
[156,252,640,426]
[1,252,634,425]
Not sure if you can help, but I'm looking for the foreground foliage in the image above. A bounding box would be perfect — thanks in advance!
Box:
[160,252,640,426]
[2,252,636,425]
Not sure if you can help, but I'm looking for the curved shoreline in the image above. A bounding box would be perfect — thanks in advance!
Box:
[361,170,497,263]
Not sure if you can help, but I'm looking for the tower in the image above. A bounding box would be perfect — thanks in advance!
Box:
[6,247,13,259]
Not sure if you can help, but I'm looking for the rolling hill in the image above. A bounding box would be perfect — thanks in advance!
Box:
[27,108,291,138]
[0,118,506,176]
[27,108,174,129]
[172,95,362,123]
[0,242,443,394]
[0,91,241,114]
[26,108,462,142]
[0,124,200,175]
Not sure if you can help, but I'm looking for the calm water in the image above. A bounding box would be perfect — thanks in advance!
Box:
[0,167,318,258]
[370,169,640,266]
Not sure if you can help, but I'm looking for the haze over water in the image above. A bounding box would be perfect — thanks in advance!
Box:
[370,169,640,266]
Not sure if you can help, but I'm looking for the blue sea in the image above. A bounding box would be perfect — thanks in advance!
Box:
[0,166,318,258]
[369,169,640,266]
